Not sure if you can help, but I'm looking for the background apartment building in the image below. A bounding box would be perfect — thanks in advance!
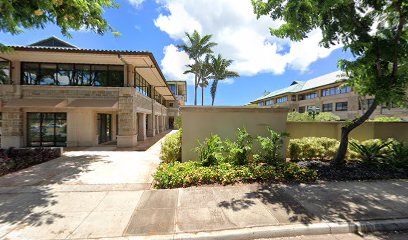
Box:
[0,37,186,148]
[251,71,408,120]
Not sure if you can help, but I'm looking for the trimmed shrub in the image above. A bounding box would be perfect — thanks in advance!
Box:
[289,137,339,161]
[174,116,182,129]
[160,129,182,163]
[153,161,317,189]
[370,116,402,122]
[287,112,340,122]
[0,148,61,176]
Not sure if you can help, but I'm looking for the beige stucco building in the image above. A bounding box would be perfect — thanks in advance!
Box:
[250,71,408,120]
[0,37,186,148]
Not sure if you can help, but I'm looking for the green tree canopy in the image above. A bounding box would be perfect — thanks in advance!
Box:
[0,0,119,51]
[252,0,408,165]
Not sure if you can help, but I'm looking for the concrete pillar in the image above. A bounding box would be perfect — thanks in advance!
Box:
[117,91,138,147]
[155,115,160,134]
[137,113,146,141]
[147,113,155,137]
[160,116,165,132]
[1,110,24,148]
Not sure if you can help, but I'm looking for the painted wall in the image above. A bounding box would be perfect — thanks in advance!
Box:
[287,121,408,141]
[181,106,289,162]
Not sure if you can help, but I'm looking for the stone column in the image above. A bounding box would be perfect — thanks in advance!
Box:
[155,115,160,134]
[1,110,24,148]
[137,113,146,141]
[147,114,155,137]
[117,89,138,147]
[160,116,165,132]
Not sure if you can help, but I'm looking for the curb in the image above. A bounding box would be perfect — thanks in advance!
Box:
[125,218,408,240]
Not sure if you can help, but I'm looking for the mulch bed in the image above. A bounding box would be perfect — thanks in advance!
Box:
[298,160,408,181]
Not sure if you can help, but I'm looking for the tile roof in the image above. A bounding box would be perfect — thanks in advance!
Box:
[252,71,345,103]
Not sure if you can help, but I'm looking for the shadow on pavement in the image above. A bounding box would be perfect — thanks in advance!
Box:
[217,180,408,226]
[0,154,108,228]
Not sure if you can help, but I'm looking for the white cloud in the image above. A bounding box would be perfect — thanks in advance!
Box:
[154,0,342,85]
[128,0,145,8]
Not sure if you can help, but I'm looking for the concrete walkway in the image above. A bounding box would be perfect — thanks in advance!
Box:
[0,132,407,239]
[0,130,174,239]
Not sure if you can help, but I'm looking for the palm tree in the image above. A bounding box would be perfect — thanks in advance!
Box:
[198,55,212,105]
[177,30,217,105]
[209,54,239,106]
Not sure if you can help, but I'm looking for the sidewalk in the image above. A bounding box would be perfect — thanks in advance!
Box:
[123,179,408,239]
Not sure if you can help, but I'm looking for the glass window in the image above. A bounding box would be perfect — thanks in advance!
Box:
[0,60,10,84]
[108,65,124,87]
[322,103,333,112]
[265,99,274,106]
[298,106,305,113]
[258,101,265,106]
[27,112,67,147]
[322,86,351,96]
[57,64,74,86]
[39,64,57,85]
[23,63,40,85]
[74,64,91,85]
[169,84,177,95]
[92,65,108,86]
[277,96,288,103]
[305,92,317,100]
[335,102,348,111]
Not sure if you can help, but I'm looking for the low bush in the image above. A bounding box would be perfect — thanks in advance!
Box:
[256,128,289,165]
[370,116,402,122]
[174,116,182,129]
[153,161,317,189]
[195,134,224,166]
[287,112,340,122]
[160,129,182,163]
[224,128,253,166]
[0,148,61,176]
[349,140,391,167]
[289,137,339,161]
[386,141,408,169]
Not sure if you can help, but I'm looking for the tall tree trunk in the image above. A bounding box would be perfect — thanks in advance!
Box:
[201,85,204,106]
[211,80,218,106]
[332,100,378,166]
[194,75,198,105]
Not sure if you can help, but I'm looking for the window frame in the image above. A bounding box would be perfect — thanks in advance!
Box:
[335,102,348,111]
[21,62,124,87]
[322,103,333,112]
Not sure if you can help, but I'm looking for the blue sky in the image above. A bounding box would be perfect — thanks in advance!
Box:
[0,0,352,106]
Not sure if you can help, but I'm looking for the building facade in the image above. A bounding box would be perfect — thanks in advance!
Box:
[251,71,408,120]
[0,37,185,148]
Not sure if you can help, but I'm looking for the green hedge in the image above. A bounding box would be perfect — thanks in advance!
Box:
[160,129,182,163]
[153,161,317,189]
[289,137,340,161]
[287,112,340,121]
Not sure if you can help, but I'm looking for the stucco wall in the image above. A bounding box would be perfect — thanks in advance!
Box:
[287,121,408,141]
[181,106,289,162]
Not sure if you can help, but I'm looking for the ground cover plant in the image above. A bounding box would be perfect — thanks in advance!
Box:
[0,148,61,176]
[290,137,408,181]
[154,128,317,188]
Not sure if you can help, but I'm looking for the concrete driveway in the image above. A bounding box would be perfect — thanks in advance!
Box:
[0,131,174,239]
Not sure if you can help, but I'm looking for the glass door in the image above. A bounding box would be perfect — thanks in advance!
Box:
[97,114,112,144]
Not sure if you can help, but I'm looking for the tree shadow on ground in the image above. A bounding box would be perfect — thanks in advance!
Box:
[216,180,408,226]
[0,154,109,229]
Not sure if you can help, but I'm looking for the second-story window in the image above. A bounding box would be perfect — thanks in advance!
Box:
[321,86,351,96]
[135,72,151,97]
[265,99,274,106]
[277,96,288,103]
[258,101,265,106]
[169,84,177,95]
[21,62,124,87]
[0,60,11,84]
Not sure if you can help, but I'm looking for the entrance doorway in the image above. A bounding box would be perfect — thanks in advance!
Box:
[97,113,112,144]
[169,117,174,129]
